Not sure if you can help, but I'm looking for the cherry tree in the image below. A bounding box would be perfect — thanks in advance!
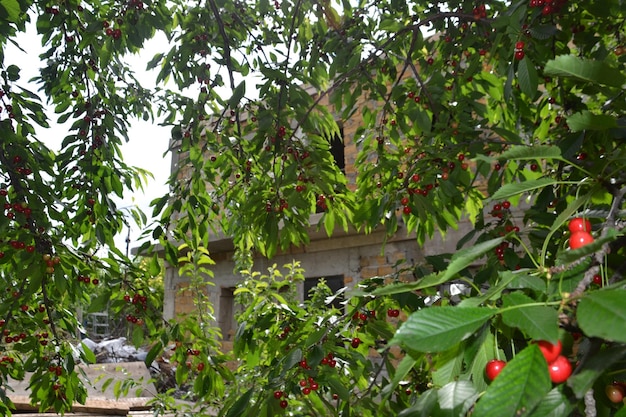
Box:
[1,0,625,415]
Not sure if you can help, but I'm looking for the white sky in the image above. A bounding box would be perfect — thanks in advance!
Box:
[7,24,172,252]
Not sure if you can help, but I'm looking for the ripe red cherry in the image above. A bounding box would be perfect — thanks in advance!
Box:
[514,50,525,60]
[548,355,572,383]
[351,337,362,348]
[273,390,283,399]
[279,400,288,409]
[592,274,602,286]
[485,359,506,381]
[569,231,594,250]
[515,41,525,50]
[535,340,562,363]
[568,218,591,233]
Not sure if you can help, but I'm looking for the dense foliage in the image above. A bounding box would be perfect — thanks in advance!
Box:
[1,0,625,415]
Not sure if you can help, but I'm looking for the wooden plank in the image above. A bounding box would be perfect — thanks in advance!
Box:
[13,414,126,417]
[9,395,153,414]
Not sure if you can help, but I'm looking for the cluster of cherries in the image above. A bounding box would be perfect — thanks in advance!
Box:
[486,340,572,384]
[272,355,341,409]
[528,0,568,16]
[183,347,205,372]
[77,274,99,285]
[3,200,32,221]
[7,155,32,176]
[568,217,594,250]
[122,292,149,325]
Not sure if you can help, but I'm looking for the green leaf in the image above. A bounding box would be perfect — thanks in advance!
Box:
[6,64,20,81]
[440,237,505,282]
[281,347,302,372]
[382,354,418,399]
[87,293,111,313]
[501,292,559,343]
[489,178,558,201]
[566,111,618,132]
[567,345,626,399]
[0,0,20,22]
[577,289,626,343]
[369,273,437,295]
[432,344,464,387]
[527,388,575,417]
[80,342,96,364]
[398,388,438,417]
[473,345,552,417]
[326,373,351,401]
[544,55,626,88]
[435,381,479,417]
[228,81,246,109]
[145,341,163,367]
[517,57,538,98]
[498,145,561,161]
[391,307,495,353]
[131,325,144,347]
[225,387,255,417]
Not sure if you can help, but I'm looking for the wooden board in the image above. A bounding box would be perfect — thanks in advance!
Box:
[7,362,156,414]
[9,395,153,414]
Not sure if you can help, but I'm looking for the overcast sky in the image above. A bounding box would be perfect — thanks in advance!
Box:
[7,23,172,251]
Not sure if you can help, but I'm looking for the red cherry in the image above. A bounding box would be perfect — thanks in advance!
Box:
[514,50,525,60]
[569,231,594,250]
[351,337,361,349]
[535,340,562,363]
[485,359,506,381]
[273,390,283,399]
[592,274,602,286]
[196,362,205,371]
[548,355,572,383]
[515,41,525,50]
[568,218,591,233]
[279,400,288,409]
